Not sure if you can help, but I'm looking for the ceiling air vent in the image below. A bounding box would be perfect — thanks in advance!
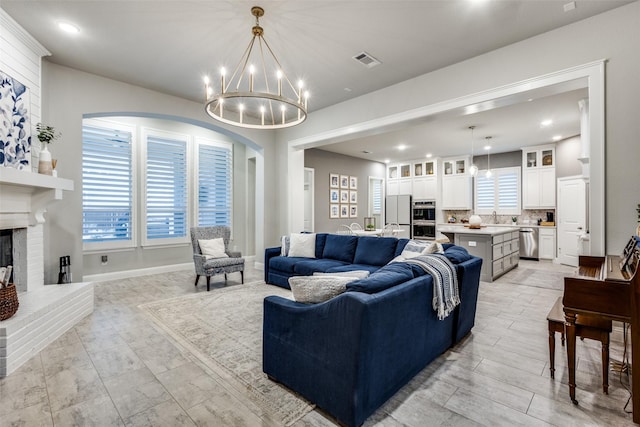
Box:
[353,51,381,68]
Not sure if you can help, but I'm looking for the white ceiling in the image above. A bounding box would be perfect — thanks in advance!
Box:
[2,0,630,161]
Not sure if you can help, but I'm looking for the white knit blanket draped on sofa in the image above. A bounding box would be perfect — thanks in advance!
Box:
[405,254,460,320]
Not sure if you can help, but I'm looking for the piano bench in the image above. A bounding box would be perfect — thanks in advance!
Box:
[547,297,613,394]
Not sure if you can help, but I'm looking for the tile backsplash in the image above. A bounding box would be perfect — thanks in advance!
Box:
[443,209,555,225]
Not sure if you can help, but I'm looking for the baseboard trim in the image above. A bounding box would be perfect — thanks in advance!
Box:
[83,262,194,283]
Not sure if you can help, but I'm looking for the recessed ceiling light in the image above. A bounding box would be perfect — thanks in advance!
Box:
[384,159,390,164]
[425,153,432,158]
[552,135,562,141]
[58,21,80,34]
[344,87,352,92]
[484,145,491,150]
[397,144,406,151]
[541,119,553,127]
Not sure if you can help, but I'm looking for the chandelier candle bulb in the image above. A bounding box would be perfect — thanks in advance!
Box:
[220,68,226,94]
[249,65,255,92]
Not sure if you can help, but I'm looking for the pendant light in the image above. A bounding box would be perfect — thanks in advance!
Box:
[468,126,478,177]
[485,136,493,178]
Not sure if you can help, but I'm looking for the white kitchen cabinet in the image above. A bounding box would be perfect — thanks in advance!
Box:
[413,177,436,200]
[442,175,472,209]
[398,178,412,194]
[387,180,399,196]
[539,227,556,260]
[522,145,556,209]
[441,156,471,209]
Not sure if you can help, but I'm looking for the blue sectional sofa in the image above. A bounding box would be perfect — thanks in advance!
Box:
[262,233,483,427]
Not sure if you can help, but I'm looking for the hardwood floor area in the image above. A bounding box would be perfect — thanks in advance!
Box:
[0,260,635,426]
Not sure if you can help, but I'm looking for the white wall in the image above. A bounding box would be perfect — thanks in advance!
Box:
[279,1,640,253]
[40,62,277,281]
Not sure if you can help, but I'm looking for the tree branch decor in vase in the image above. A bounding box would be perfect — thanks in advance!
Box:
[636,203,640,237]
[36,123,61,175]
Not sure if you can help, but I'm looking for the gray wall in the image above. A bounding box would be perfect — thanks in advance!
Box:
[556,136,583,178]
[473,151,521,170]
[304,149,385,233]
[41,62,277,282]
[281,2,640,252]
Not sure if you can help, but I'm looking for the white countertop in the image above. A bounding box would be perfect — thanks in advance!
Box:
[438,223,556,229]
[438,225,520,235]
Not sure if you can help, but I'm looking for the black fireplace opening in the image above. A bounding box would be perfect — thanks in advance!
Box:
[0,229,13,282]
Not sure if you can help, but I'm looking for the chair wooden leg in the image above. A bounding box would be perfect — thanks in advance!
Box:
[549,327,556,379]
[224,273,227,282]
[241,271,244,284]
[602,333,610,394]
[206,276,211,292]
[194,275,200,287]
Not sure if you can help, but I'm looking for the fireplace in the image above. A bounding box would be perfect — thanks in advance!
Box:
[0,167,94,377]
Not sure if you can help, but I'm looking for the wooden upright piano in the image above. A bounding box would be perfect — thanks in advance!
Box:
[563,237,640,422]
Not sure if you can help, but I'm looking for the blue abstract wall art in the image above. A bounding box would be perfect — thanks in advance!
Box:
[1,69,31,170]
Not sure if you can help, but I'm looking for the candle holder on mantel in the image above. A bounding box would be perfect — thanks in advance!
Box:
[364,217,376,231]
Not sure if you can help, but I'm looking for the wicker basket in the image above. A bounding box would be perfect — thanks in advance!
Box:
[0,283,19,321]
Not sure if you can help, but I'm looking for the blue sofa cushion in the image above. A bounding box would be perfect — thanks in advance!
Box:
[270,256,308,273]
[323,234,358,263]
[294,259,349,276]
[326,264,380,274]
[395,239,410,257]
[353,236,398,266]
[346,262,416,294]
[443,246,472,264]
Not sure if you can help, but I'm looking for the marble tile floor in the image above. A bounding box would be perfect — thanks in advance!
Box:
[0,260,636,426]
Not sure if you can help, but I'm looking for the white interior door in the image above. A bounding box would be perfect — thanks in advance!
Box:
[303,168,314,232]
[557,176,587,266]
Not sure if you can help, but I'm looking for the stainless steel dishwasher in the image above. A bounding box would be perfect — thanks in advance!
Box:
[519,227,539,260]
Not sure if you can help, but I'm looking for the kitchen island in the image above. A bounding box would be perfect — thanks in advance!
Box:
[439,225,520,282]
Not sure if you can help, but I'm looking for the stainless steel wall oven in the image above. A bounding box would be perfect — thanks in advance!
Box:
[412,200,436,240]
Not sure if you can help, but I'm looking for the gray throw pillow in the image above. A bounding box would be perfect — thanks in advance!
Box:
[288,276,358,304]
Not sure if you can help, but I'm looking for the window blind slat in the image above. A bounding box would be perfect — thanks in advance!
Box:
[198,143,232,227]
[146,135,188,240]
[82,124,133,243]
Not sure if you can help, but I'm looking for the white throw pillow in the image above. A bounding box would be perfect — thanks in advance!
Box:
[288,233,316,258]
[423,241,444,254]
[400,240,432,259]
[198,238,228,259]
[313,270,370,279]
[289,276,357,304]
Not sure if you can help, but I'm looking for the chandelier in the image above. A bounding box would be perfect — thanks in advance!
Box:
[203,6,308,129]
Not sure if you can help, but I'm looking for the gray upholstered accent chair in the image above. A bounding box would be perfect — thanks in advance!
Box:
[190,226,245,291]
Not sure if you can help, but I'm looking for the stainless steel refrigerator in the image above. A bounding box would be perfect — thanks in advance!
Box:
[385,194,412,238]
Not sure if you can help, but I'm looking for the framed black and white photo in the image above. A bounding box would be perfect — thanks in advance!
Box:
[330,189,339,203]
[340,204,349,218]
[330,173,339,188]
[340,175,349,188]
[330,204,340,219]
[350,205,358,218]
[349,176,357,190]
[350,191,357,203]
[340,190,349,203]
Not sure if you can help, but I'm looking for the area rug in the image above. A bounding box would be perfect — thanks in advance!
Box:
[139,281,314,425]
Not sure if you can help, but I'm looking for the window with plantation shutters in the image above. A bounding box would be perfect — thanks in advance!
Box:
[144,133,188,243]
[198,141,232,227]
[474,167,521,215]
[372,179,382,215]
[82,121,134,249]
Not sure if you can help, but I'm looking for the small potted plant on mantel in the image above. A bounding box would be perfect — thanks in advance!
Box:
[36,123,61,175]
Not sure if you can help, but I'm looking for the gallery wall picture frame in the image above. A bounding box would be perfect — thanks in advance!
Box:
[349,176,358,190]
[340,190,349,203]
[350,205,358,218]
[350,191,357,203]
[330,204,340,219]
[340,175,349,188]
[330,189,339,203]
[340,204,349,218]
[330,173,339,188]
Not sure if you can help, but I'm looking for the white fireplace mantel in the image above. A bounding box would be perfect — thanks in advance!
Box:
[0,167,74,229]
